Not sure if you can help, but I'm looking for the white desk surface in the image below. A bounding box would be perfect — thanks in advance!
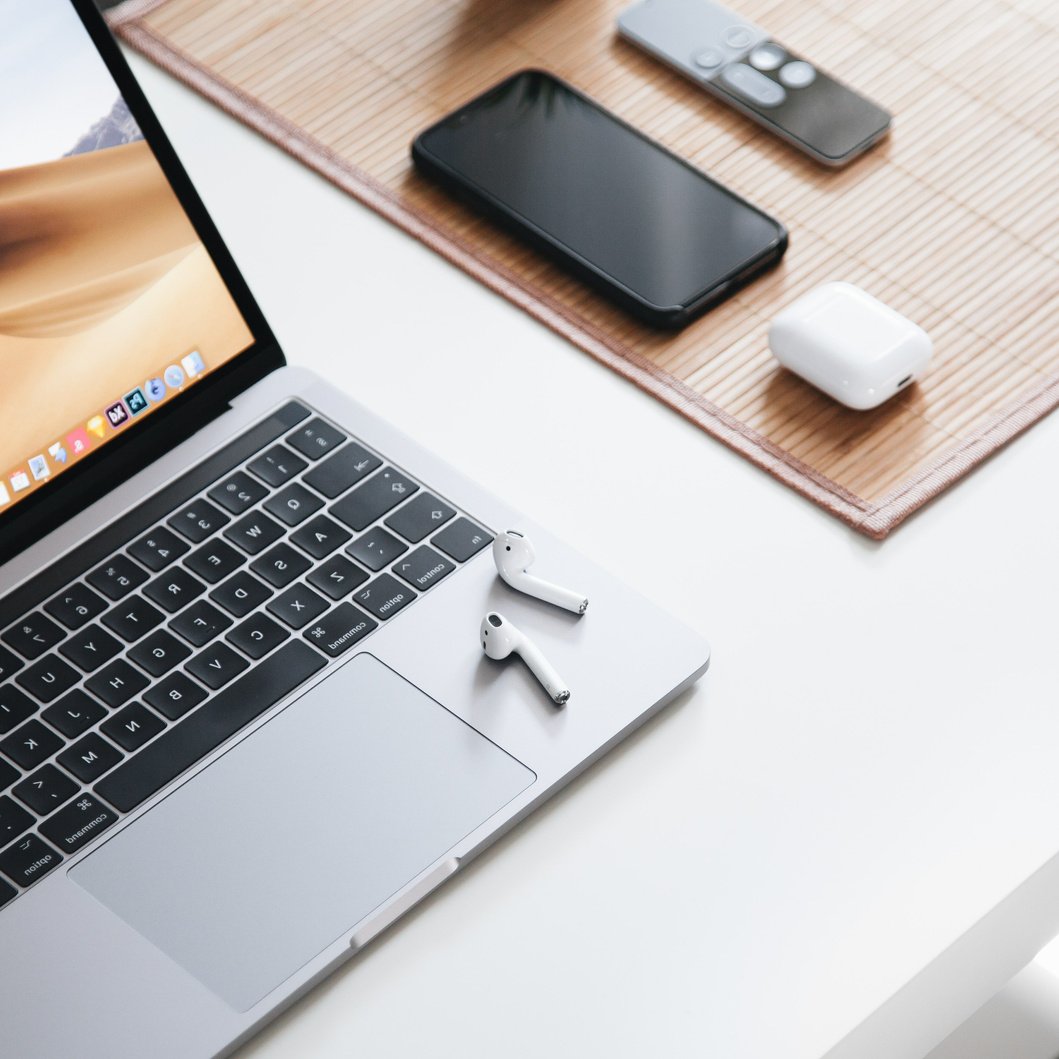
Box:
[126,52,1059,1059]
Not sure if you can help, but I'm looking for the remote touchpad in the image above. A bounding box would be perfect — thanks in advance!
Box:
[71,654,534,1011]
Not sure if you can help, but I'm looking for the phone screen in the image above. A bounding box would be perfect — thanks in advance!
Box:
[416,71,784,314]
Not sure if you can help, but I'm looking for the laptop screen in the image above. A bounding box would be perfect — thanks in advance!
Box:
[0,0,256,515]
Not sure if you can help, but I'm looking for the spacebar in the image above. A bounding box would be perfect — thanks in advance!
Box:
[96,641,326,813]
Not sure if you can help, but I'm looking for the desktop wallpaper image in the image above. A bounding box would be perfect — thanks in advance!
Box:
[0,0,253,480]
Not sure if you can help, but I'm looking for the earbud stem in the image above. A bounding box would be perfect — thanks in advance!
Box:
[501,571,588,615]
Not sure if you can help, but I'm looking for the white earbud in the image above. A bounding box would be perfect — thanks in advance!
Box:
[480,612,570,706]
[493,531,588,615]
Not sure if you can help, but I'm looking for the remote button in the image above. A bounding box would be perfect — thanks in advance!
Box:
[185,540,247,584]
[127,527,189,572]
[251,543,312,588]
[40,794,117,854]
[749,42,785,70]
[303,443,381,499]
[85,659,149,709]
[1,720,63,771]
[57,734,123,783]
[226,613,289,660]
[44,584,107,630]
[286,418,346,460]
[290,514,351,559]
[264,483,324,527]
[307,555,369,600]
[42,689,107,739]
[330,467,419,532]
[0,645,24,684]
[393,546,455,592]
[0,686,36,735]
[127,629,192,677]
[58,624,123,672]
[210,571,272,618]
[384,493,456,544]
[167,499,230,543]
[303,604,377,657]
[267,584,329,629]
[247,444,306,487]
[12,765,79,816]
[719,62,786,107]
[353,574,414,621]
[779,60,815,88]
[186,642,250,690]
[169,601,232,648]
[224,511,285,555]
[431,518,493,563]
[96,641,325,813]
[347,527,407,572]
[144,672,208,721]
[16,655,80,703]
[86,555,149,601]
[102,703,166,753]
[692,47,724,70]
[207,471,267,515]
[0,833,62,889]
[0,795,34,847]
[2,613,65,661]
[143,566,207,614]
[723,25,753,49]
[101,596,165,643]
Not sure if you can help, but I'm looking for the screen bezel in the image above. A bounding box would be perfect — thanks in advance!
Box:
[0,0,284,564]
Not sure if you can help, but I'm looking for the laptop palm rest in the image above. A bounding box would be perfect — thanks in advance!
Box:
[71,653,535,1011]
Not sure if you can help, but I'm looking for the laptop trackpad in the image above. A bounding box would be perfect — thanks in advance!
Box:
[71,653,534,1011]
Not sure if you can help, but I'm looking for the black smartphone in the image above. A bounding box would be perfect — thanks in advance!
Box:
[412,70,787,329]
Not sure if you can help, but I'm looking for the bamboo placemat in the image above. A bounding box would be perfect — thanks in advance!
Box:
[108,0,1059,538]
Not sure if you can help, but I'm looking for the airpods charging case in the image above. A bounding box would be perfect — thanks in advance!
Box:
[768,281,933,410]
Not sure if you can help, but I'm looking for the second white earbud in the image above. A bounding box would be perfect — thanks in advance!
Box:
[480,611,570,706]
[493,530,588,615]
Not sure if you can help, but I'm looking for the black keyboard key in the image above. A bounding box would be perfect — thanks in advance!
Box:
[13,765,79,816]
[127,630,191,677]
[208,471,267,514]
[385,493,456,543]
[2,612,65,661]
[347,527,407,571]
[224,511,285,555]
[353,574,415,621]
[0,878,15,907]
[0,686,36,735]
[432,518,493,563]
[127,527,189,572]
[0,795,34,847]
[40,794,118,855]
[247,444,306,487]
[86,555,148,601]
[0,645,24,684]
[57,734,123,784]
[0,833,62,888]
[42,690,106,739]
[0,759,18,792]
[303,604,377,657]
[185,540,246,584]
[251,543,311,588]
[330,467,418,532]
[307,554,369,600]
[286,417,346,460]
[58,624,123,673]
[209,572,272,618]
[44,584,107,630]
[101,596,164,643]
[303,443,381,498]
[291,514,351,559]
[97,641,325,813]
[186,642,250,690]
[264,483,323,526]
[16,655,79,703]
[143,566,207,614]
[85,660,149,709]
[1,720,63,771]
[267,584,329,629]
[393,546,456,592]
[226,613,289,659]
[102,703,165,753]
[167,499,231,543]
[144,672,207,721]
[169,601,232,647]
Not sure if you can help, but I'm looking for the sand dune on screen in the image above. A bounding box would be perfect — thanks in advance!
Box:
[0,141,253,469]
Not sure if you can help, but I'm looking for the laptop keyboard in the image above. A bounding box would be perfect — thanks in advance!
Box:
[0,401,493,908]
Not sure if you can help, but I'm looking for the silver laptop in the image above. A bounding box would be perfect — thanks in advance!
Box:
[0,2,709,1054]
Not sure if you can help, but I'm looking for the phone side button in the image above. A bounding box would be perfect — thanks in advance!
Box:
[719,63,787,107]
